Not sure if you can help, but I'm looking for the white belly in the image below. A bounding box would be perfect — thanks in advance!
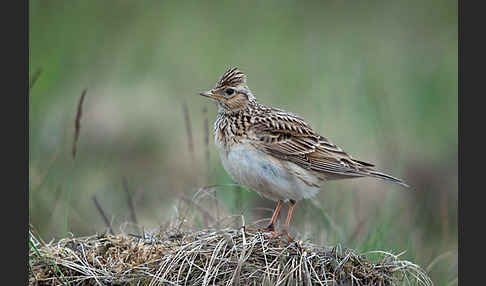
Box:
[217,142,321,202]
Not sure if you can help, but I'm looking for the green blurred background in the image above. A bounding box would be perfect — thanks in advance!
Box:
[29,0,457,284]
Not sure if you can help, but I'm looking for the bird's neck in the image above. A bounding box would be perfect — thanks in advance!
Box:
[217,99,257,116]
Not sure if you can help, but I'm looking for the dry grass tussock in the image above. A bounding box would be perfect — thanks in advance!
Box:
[29,221,433,286]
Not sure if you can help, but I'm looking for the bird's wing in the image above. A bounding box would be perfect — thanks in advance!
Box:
[247,107,407,186]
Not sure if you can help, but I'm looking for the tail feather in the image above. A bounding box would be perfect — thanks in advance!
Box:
[368,170,409,188]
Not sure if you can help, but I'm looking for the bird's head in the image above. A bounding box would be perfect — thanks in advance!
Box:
[200,67,256,113]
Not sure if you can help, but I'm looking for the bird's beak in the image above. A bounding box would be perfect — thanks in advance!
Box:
[199,90,223,100]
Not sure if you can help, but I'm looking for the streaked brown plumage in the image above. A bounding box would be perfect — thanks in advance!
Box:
[200,67,407,234]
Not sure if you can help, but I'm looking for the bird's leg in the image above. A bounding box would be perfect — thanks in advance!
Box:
[263,200,283,232]
[284,200,296,227]
[282,200,296,241]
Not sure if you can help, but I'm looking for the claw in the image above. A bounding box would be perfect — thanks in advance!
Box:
[263,231,280,238]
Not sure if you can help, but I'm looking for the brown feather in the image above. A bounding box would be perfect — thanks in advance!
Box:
[207,67,407,187]
[245,106,391,180]
[216,67,246,88]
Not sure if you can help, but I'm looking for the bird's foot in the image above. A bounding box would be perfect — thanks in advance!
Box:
[262,225,293,240]
[242,224,279,238]
[262,231,280,239]
[241,224,292,240]
[260,223,280,238]
[280,229,294,242]
[262,223,275,232]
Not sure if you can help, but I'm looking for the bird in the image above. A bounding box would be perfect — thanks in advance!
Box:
[200,67,408,236]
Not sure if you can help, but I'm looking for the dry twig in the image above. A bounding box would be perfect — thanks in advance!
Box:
[30,222,433,286]
[72,89,87,159]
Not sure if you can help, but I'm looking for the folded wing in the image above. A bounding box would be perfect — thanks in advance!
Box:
[247,108,407,186]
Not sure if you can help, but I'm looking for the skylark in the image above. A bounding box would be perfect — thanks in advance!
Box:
[200,67,407,234]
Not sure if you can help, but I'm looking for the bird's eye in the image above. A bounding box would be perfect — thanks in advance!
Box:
[225,88,234,96]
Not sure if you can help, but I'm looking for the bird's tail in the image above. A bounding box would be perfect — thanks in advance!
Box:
[368,170,409,188]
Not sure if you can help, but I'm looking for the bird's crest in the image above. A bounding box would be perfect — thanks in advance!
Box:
[216,67,247,88]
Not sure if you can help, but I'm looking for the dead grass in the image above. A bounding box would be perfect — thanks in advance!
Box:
[29,222,433,286]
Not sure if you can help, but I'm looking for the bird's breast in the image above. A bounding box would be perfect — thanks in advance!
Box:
[219,143,282,187]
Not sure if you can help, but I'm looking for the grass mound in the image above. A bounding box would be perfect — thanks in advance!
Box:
[29,226,433,286]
